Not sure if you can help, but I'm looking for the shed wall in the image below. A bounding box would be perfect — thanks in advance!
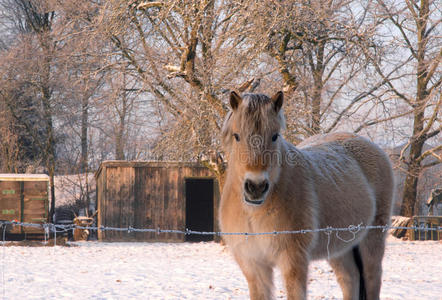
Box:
[0,175,49,234]
[96,162,219,242]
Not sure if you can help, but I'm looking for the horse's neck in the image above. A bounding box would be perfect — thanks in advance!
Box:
[282,139,305,167]
[277,139,307,184]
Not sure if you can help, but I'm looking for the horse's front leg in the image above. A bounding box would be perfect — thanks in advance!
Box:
[234,253,274,300]
[278,251,309,300]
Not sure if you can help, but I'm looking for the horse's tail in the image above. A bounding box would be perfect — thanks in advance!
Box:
[352,246,366,300]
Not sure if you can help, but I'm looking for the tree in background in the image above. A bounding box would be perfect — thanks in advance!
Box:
[0,0,439,218]
[0,80,46,172]
[91,0,264,182]
[239,0,403,142]
[375,0,441,217]
[0,0,58,219]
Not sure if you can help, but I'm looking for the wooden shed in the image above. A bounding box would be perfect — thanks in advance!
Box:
[95,161,220,242]
[0,174,49,234]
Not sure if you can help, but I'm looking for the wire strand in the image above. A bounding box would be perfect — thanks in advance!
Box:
[0,221,439,237]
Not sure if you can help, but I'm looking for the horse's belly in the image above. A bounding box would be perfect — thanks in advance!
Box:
[309,177,376,260]
[310,227,370,260]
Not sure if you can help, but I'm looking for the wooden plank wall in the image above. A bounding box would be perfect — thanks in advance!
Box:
[97,162,220,242]
[133,167,149,240]
[0,181,21,233]
[0,180,48,234]
[22,181,47,233]
[102,167,135,241]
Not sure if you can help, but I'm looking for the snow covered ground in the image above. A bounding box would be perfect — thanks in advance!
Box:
[1,236,440,299]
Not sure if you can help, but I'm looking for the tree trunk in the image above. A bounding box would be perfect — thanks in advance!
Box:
[311,82,322,134]
[115,113,125,160]
[48,166,56,222]
[43,101,56,222]
[400,165,420,217]
[399,109,425,217]
[115,132,125,160]
[41,33,56,222]
[80,96,88,172]
[43,91,56,222]
[399,0,430,217]
[309,41,325,135]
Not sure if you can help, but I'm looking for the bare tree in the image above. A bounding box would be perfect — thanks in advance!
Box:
[96,63,143,161]
[375,0,441,216]
[90,0,262,183]
[238,0,399,142]
[0,0,59,220]
[0,100,20,172]
[0,0,438,218]
[53,0,110,173]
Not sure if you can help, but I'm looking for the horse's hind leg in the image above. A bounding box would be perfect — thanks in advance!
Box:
[359,226,388,300]
[328,250,361,300]
[234,254,274,300]
[359,189,392,300]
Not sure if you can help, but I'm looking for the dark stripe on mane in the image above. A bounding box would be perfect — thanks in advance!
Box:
[241,94,272,135]
[243,94,271,112]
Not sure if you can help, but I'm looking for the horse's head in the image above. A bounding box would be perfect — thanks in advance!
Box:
[222,91,285,207]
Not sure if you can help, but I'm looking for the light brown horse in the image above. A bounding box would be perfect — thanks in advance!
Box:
[219,91,394,300]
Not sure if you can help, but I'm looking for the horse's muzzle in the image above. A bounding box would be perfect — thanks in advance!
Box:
[244,179,269,205]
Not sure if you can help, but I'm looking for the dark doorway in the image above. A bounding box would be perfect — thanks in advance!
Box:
[185,178,214,242]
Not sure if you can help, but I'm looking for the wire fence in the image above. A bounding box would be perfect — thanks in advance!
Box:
[0,220,440,241]
[0,220,439,300]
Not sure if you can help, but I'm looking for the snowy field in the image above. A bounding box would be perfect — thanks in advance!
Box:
[1,236,440,300]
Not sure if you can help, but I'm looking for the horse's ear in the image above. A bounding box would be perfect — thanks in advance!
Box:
[271,91,283,113]
[230,91,242,111]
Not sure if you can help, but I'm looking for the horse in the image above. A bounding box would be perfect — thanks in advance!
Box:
[219,91,394,300]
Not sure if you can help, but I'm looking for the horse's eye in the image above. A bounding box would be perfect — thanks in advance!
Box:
[272,133,279,142]
[233,133,240,142]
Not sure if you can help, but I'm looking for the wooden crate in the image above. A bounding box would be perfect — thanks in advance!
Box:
[0,174,49,234]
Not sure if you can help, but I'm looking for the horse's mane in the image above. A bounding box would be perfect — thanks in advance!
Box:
[222,93,286,150]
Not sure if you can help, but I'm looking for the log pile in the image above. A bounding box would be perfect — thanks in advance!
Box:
[390,216,413,239]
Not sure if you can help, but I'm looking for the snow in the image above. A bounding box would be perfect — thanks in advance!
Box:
[1,236,440,299]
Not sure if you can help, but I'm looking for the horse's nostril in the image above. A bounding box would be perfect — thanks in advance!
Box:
[256,181,269,194]
[262,182,269,194]
[244,179,254,194]
[244,179,269,198]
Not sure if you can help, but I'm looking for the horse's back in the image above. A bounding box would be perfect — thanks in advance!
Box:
[298,132,394,201]
[297,132,359,148]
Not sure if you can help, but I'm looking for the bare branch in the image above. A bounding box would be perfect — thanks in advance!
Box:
[416,144,442,165]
